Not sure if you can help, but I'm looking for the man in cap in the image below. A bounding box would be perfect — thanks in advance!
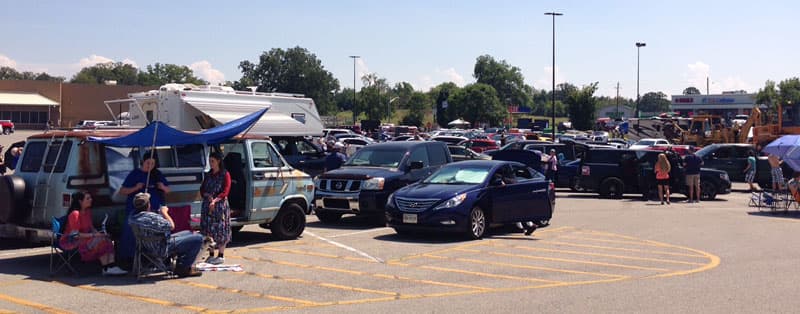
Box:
[129,193,203,277]
[324,142,348,172]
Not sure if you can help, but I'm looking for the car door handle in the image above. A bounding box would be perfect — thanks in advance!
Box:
[532,189,548,193]
[253,173,265,180]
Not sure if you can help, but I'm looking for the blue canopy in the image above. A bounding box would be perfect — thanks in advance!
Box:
[763,135,800,171]
[89,108,267,147]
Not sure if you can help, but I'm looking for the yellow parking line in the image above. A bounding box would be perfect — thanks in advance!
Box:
[419,264,565,284]
[170,280,321,306]
[455,248,672,272]
[0,293,72,314]
[387,239,491,263]
[447,256,626,279]
[557,235,673,248]
[257,247,375,263]
[233,271,400,296]
[538,240,708,258]
[491,243,707,266]
[229,254,492,291]
[58,283,205,312]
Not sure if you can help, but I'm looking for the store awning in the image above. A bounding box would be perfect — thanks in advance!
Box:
[0,92,59,106]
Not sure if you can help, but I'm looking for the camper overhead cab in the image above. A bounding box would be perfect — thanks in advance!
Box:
[0,108,313,243]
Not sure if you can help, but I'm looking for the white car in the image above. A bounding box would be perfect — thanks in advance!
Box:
[629,138,670,150]
[339,138,371,156]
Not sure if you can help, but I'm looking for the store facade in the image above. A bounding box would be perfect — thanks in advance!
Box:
[670,93,756,119]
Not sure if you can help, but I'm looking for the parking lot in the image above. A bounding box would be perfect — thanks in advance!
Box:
[2,180,800,313]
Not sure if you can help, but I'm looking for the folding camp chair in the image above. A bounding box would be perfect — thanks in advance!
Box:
[49,216,79,276]
[130,223,175,281]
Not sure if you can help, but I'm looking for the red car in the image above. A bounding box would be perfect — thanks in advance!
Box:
[645,144,695,157]
[0,120,14,135]
[459,139,499,153]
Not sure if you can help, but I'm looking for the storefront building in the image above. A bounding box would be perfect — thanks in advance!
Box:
[670,92,756,119]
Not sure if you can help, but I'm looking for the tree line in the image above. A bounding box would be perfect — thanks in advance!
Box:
[24,46,800,130]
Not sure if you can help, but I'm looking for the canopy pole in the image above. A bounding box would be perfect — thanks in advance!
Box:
[144,111,160,195]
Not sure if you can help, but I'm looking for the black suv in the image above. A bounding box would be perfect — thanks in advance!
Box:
[695,144,794,188]
[313,141,452,224]
[578,148,731,200]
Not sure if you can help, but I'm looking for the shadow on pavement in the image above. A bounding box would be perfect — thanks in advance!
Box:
[747,210,800,220]
[373,225,530,244]
[305,215,384,231]
[0,252,153,287]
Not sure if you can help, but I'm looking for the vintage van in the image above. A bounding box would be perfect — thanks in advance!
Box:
[0,129,313,242]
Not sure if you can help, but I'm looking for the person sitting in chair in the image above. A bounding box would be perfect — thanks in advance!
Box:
[61,191,127,276]
[128,193,203,278]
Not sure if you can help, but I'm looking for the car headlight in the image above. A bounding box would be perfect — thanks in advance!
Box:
[720,173,728,181]
[434,193,467,210]
[362,177,385,190]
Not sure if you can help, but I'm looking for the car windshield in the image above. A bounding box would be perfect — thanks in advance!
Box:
[423,165,490,185]
[694,145,715,158]
[344,148,407,167]
[636,140,655,146]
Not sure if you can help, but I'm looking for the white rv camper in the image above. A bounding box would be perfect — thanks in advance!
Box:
[113,84,323,136]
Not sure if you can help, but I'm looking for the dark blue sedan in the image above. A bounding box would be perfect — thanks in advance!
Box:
[385,160,555,239]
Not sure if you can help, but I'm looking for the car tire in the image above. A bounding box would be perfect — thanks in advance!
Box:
[569,177,583,192]
[0,176,27,223]
[466,206,486,240]
[393,227,411,236]
[700,181,717,200]
[270,203,306,240]
[599,178,624,199]
[231,225,243,236]
[315,211,342,223]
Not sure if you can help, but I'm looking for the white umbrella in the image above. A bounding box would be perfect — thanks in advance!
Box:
[447,119,470,127]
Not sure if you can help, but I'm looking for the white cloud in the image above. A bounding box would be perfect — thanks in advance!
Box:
[685,61,710,92]
[534,66,565,91]
[413,67,468,91]
[78,54,115,68]
[683,61,752,94]
[190,60,225,85]
[0,54,18,68]
[121,58,138,68]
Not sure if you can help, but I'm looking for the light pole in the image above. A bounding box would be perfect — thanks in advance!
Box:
[635,42,646,118]
[349,55,360,125]
[545,11,563,140]
[387,96,399,123]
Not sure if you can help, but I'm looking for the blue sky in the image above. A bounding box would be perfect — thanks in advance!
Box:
[1,0,797,98]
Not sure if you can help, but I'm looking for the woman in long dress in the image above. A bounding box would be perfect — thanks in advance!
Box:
[200,152,231,265]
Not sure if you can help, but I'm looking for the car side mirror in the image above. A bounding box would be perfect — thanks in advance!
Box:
[491,177,504,186]
[409,161,424,170]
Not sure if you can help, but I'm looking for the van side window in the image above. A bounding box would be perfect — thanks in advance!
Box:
[251,142,275,168]
[267,144,285,167]
[20,142,46,172]
[175,145,205,168]
[408,146,430,168]
[427,144,447,166]
[511,164,534,180]
[295,139,319,154]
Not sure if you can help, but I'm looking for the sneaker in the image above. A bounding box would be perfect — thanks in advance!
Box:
[102,266,128,276]
[205,256,216,264]
[208,257,224,265]
[667,200,670,204]
[175,266,202,278]
[661,201,664,205]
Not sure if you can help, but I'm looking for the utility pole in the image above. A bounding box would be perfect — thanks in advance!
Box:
[545,11,563,140]
[707,76,710,95]
[635,42,646,118]
[615,82,620,119]
[349,55,360,126]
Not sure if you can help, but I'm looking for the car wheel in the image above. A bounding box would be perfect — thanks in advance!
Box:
[600,178,624,199]
[536,220,550,228]
[569,177,583,192]
[393,227,411,236]
[700,181,717,200]
[231,225,243,236]
[1,127,5,135]
[315,211,342,223]
[466,207,486,240]
[270,203,306,240]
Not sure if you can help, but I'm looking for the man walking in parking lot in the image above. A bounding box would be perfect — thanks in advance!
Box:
[768,154,785,191]
[744,151,757,192]
[683,147,703,203]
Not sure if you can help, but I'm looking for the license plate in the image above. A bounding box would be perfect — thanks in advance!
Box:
[403,214,418,224]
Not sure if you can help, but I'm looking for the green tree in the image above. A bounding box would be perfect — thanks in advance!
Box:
[428,82,460,127]
[777,77,800,105]
[137,63,207,86]
[683,86,701,95]
[71,62,139,85]
[334,88,355,112]
[236,46,340,115]
[356,73,392,121]
[392,82,415,109]
[756,80,778,109]
[0,66,64,82]
[473,55,531,107]
[402,92,430,127]
[564,83,599,130]
[638,91,672,114]
[449,83,505,127]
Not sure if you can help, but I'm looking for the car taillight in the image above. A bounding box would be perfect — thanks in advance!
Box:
[63,194,71,208]
[549,182,555,191]
[581,166,590,176]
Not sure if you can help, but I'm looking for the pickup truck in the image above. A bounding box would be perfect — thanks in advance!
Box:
[313,141,452,224]
[695,144,794,188]
[0,120,14,135]
[578,148,731,200]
